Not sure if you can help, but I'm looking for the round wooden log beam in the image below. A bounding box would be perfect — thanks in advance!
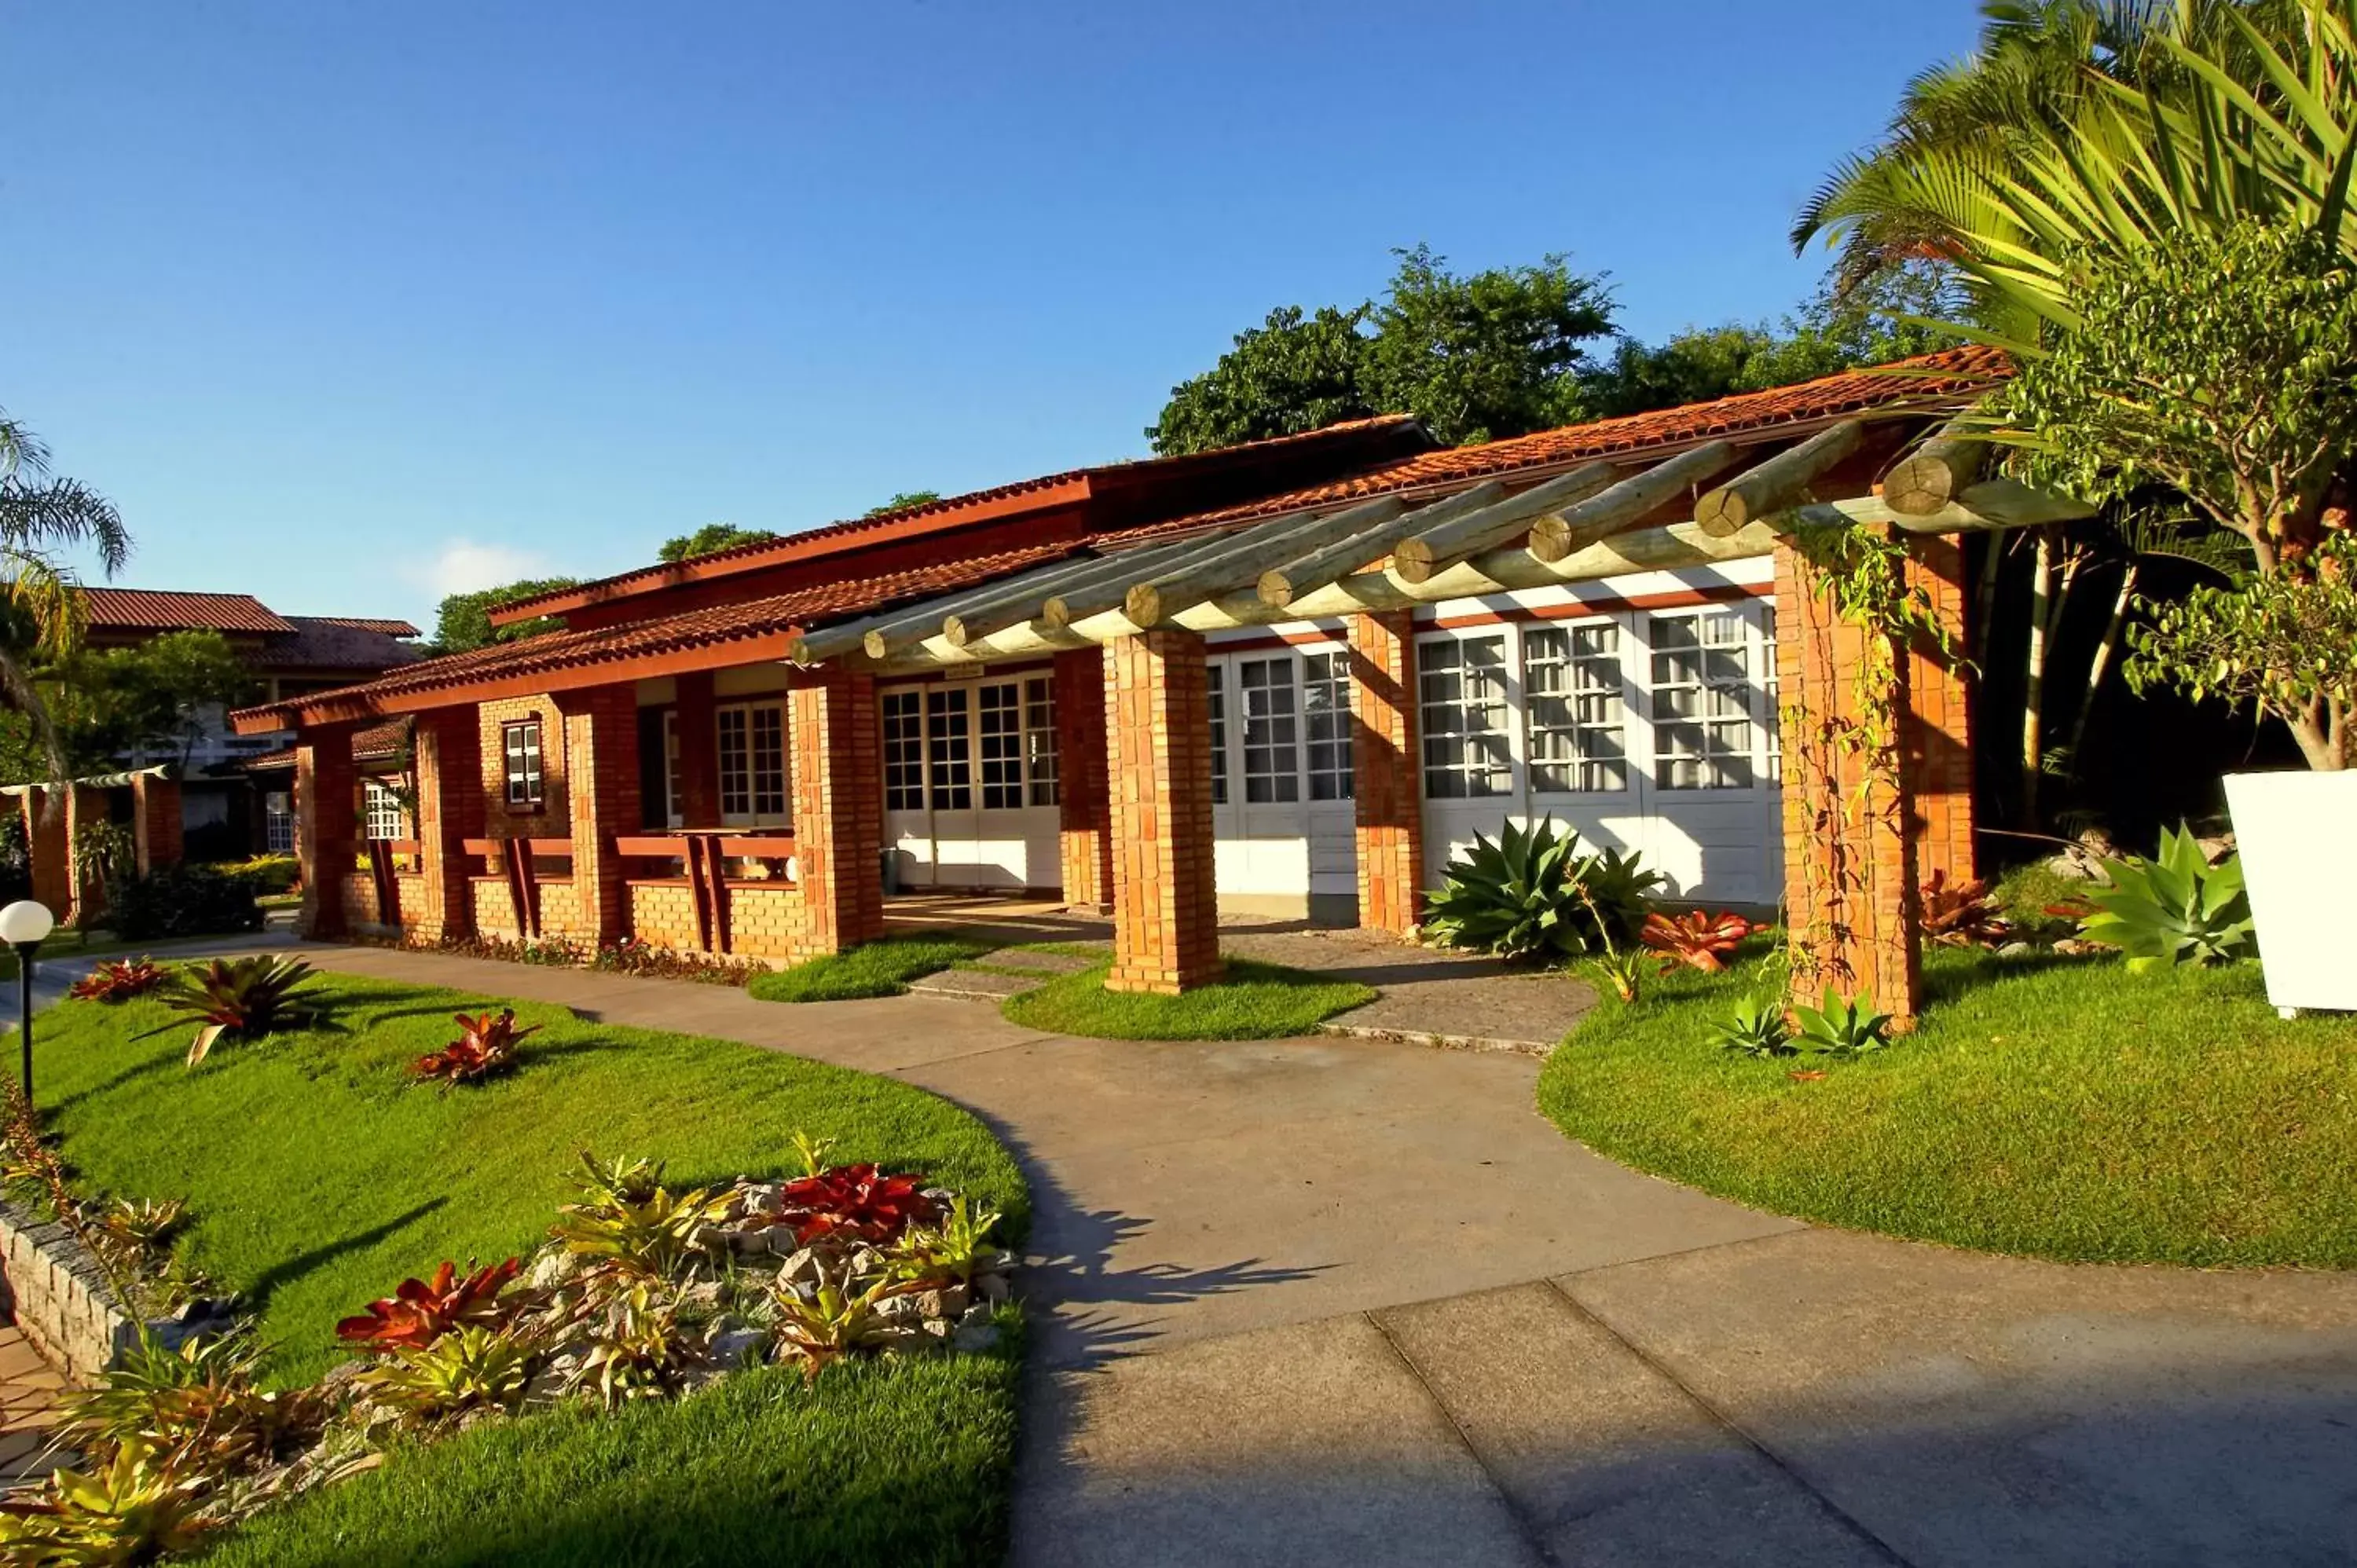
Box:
[1527,441,1739,563]
[1691,421,1863,537]
[1883,431,1989,516]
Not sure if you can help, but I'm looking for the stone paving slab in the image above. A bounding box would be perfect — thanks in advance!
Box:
[907,968,1041,1002]
[1219,928,1595,1053]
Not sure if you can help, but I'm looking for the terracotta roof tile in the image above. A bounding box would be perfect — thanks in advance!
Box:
[82,588,297,635]
[1103,346,2010,543]
[303,617,420,637]
[235,544,1075,725]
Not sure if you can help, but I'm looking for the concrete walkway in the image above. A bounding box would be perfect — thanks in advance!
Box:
[23,940,2357,1564]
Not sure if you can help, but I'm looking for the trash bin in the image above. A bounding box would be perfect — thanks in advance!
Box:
[878,845,900,896]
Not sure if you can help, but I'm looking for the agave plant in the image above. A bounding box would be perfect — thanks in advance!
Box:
[2078,825,2257,972]
[156,956,330,1066]
[1707,994,1797,1059]
[66,958,170,1004]
[1920,871,2014,949]
[1790,987,1897,1057]
[335,1258,528,1352]
[1421,819,1662,963]
[1640,910,1754,973]
[409,1009,541,1086]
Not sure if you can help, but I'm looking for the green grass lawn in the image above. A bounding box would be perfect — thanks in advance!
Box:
[1538,941,2357,1268]
[31,972,1029,1566]
[1002,957,1374,1040]
[748,933,993,1002]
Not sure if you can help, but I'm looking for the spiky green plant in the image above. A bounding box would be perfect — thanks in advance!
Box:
[1790,987,1898,1057]
[1707,995,1798,1059]
[1420,819,1662,963]
[156,956,331,1066]
[2078,824,2258,971]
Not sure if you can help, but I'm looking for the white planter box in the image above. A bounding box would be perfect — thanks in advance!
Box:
[2222,770,2357,1015]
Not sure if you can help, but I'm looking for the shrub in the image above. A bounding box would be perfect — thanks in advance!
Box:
[336,1258,528,1352]
[67,958,170,1003]
[553,1152,732,1280]
[1790,988,1897,1057]
[1640,910,1753,973]
[105,865,264,943]
[1920,871,2012,948]
[1706,995,1796,1058]
[570,1279,699,1409]
[885,1194,1004,1287]
[2079,825,2256,973]
[355,1325,533,1427]
[408,1009,541,1086]
[157,956,331,1066]
[218,853,299,896]
[775,1163,940,1246]
[1422,819,1663,963]
[1585,951,1644,1004]
[588,937,769,987]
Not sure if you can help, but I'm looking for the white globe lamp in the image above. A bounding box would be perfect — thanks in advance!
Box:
[2,899,56,1105]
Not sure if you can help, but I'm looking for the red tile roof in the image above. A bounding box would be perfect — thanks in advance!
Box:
[303,617,420,638]
[1104,346,2009,543]
[240,719,410,771]
[82,588,297,635]
[233,544,1076,728]
[487,415,1429,625]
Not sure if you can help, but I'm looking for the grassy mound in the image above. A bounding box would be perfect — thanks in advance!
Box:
[1537,942,2357,1268]
[748,934,992,1002]
[1002,958,1373,1041]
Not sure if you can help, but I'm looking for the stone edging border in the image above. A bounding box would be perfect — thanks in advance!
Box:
[0,1196,137,1384]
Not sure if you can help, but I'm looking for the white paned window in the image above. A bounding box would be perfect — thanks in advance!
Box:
[363,779,408,841]
[1024,677,1059,807]
[662,712,682,827]
[926,688,973,811]
[1761,604,1782,782]
[717,701,790,823]
[1420,634,1512,798]
[502,720,544,809]
[1651,610,1756,790]
[264,792,294,854]
[1525,622,1627,794]
[1238,657,1300,804]
[1302,649,1353,801]
[979,683,1025,810]
[1207,663,1229,806]
[882,691,925,811]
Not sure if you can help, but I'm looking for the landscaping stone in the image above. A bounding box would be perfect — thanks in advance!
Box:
[907,969,1042,1002]
[706,1327,769,1367]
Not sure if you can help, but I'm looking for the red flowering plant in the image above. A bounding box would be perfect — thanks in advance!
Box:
[335,1258,529,1352]
[1919,870,2014,948]
[409,1009,541,1086]
[1639,910,1754,974]
[67,959,170,1004]
[775,1165,941,1246]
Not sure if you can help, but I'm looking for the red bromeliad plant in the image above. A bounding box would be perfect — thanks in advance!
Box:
[335,1258,527,1351]
[1639,910,1754,973]
[409,1009,541,1085]
[67,959,170,1004]
[775,1165,940,1245]
[1920,870,2013,948]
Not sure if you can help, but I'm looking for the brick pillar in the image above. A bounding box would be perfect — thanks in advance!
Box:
[788,669,885,958]
[1054,647,1113,910]
[130,774,183,876]
[1348,610,1425,939]
[1105,631,1222,995]
[555,686,641,947]
[412,709,484,943]
[1773,540,1923,1026]
[1903,536,1977,886]
[23,790,68,919]
[63,784,111,924]
[673,671,720,827]
[297,722,360,940]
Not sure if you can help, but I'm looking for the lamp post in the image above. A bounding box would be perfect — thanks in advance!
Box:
[0,900,56,1105]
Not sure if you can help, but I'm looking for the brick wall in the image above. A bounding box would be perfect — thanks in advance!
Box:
[1105,631,1222,994]
[22,791,67,917]
[130,774,182,875]
[556,687,640,945]
[1054,646,1113,909]
[786,671,884,959]
[727,882,804,959]
[471,877,513,938]
[1903,536,1977,886]
[414,708,484,942]
[0,1198,137,1384]
[477,696,569,842]
[1773,540,1923,1025]
[296,723,359,939]
[339,871,380,929]
[629,881,701,950]
[1348,610,1424,938]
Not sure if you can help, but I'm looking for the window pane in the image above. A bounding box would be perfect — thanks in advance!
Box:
[1024,676,1059,807]
[882,691,926,811]
[751,705,786,819]
[718,707,750,817]
[1524,622,1626,793]
[1419,635,1509,797]
[978,683,1025,810]
[1301,650,1353,801]
[1651,611,1757,790]
[1239,656,1299,804]
[1208,663,1228,806]
[926,688,972,811]
[503,720,543,808]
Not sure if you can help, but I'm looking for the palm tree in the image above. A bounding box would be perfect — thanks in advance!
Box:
[0,409,131,792]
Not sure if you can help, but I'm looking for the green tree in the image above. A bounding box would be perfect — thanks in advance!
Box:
[1146,247,1614,454]
[84,630,258,768]
[431,578,581,654]
[0,408,131,788]
[863,491,944,517]
[658,524,778,563]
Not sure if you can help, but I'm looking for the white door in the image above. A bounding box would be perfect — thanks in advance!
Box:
[1210,645,1357,903]
[881,677,1062,891]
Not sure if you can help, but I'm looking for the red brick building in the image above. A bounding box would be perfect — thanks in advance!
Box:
[233,350,2045,1008]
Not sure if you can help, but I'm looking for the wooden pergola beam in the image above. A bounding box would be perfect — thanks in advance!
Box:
[940,545,1182,649]
[1527,441,1739,562]
[1257,481,1507,608]
[1391,463,1619,584]
[1692,421,1863,537]
[1882,423,1990,516]
[1124,496,1405,628]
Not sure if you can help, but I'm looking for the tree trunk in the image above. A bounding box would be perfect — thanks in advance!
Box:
[2286,702,2348,771]
[2066,562,2137,774]
[2022,528,2055,826]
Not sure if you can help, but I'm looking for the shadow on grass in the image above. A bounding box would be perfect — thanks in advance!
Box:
[46,1050,180,1116]
[242,1196,449,1310]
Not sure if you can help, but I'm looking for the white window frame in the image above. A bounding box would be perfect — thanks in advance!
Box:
[1022,676,1059,808]
[1301,648,1354,803]
[716,699,791,827]
[501,719,544,811]
[1523,620,1632,799]
[1647,606,1769,793]
[1417,631,1514,800]
[362,779,409,841]
[886,678,1060,815]
[264,790,294,854]
[883,690,926,811]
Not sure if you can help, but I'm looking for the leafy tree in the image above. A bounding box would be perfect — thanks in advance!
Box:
[864,491,944,517]
[83,630,258,768]
[657,524,778,563]
[1146,247,1614,454]
[431,578,581,654]
[0,409,130,787]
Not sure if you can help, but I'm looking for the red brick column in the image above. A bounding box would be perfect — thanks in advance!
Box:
[788,669,885,958]
[1902,536,1977,887]
[1773,541,1923,1026]
[63,784,110,923]
[673,671,720,827]
[1054,647,1113,910]
[412,709,484,943]
[1348,610,1424,938]
[1105,631,1222,995]
[22,790,68,918]
[555,687,641,947]
[296,722,360,940]
[130,774,183,876]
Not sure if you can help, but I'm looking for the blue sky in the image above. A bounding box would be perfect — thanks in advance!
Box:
[2,2,1984,636]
